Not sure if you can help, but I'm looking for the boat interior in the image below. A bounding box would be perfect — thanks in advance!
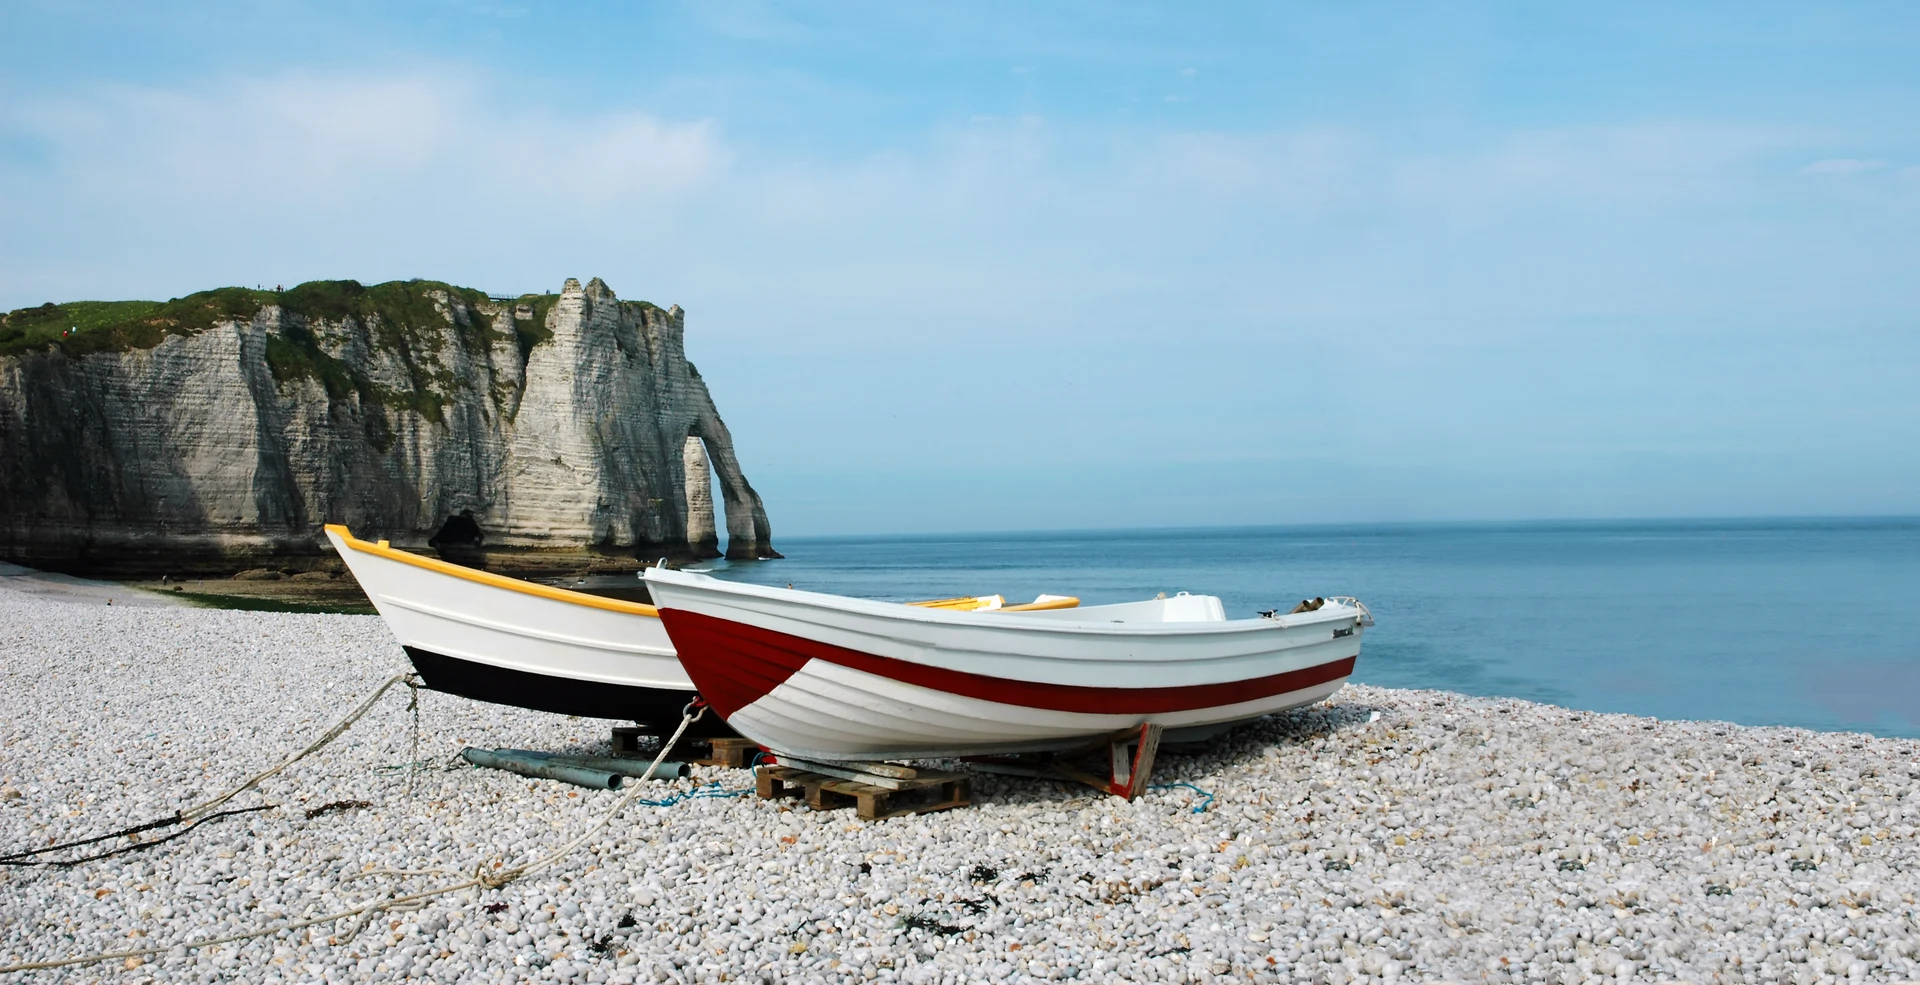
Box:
[984,592,1229,623]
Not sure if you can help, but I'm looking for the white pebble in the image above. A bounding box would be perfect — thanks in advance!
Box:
[3,585,1919,982]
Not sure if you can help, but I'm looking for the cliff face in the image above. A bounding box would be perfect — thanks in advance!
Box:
[0,277,776,574]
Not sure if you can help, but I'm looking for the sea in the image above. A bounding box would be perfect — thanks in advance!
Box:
[686,517,1920,740]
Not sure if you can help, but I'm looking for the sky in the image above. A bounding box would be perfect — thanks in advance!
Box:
[2,1,1917,536]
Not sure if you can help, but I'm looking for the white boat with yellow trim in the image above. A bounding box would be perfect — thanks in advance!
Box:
[644,567,1371,761]
[323,525,1057,733]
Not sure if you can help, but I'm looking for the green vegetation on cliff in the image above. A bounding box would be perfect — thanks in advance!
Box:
[0,288,275,358]
[0,279,576,361]
[0,279,669,439]
[259,280,501,426]
[0,280,583,426]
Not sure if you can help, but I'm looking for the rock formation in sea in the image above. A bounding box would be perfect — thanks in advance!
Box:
[0,277,777,575]
[683,436,721,560]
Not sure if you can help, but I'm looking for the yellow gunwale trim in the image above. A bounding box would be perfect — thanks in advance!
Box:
[907,595,999,611]
[324,524,662,618]
[324,524,1082,619]
[998,596,1081,612]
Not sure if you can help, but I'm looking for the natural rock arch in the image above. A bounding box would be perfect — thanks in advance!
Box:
[682,418,779,560]
[682,436,720,560]
[499,277,778,560]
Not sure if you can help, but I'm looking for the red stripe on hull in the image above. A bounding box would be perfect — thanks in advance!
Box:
[658,608,1357,719]
[655,609,809,719]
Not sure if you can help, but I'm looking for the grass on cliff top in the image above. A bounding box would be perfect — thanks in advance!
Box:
[0,289,276,358]
[0,279,588,360]
[1,279,666,436]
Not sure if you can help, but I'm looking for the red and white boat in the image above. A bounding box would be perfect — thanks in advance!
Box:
[644,568,1371,761]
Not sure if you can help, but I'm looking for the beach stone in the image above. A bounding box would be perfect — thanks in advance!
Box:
[3,584,1920,982]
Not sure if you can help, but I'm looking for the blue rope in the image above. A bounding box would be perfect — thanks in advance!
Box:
[632,780,754,808]
[745,750,775,788]
[1149,782,1214,813]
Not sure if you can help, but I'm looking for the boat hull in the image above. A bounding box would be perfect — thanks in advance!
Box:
[324,526,730,733]
[403,646,714,725]
[648,572,1364,761]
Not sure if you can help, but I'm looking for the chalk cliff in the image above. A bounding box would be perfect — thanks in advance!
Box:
[0,277,776,575]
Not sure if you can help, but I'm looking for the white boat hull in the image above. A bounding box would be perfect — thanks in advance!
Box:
[645,570,1365,760]
[323,526,709,729]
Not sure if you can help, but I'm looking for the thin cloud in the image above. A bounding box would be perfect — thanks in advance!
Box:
[1802,157,1890,174]
[4,68,727,207]
[0,68,729,300]
[0,72,1898,331]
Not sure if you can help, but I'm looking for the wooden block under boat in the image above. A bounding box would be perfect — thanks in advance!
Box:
[961,723,1164,800]
[755,765,971,820]
[611,729,763,769]
[610,726,648,756]
[690,737,762,769]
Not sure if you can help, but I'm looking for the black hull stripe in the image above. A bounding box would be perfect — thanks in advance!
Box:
[402,646,738,737]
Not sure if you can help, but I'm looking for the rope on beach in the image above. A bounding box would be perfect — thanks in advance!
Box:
[0,700,709,976]
[17,806,276,867]
[0,672,419,867]
[458,701,708,889]
[181,673,421,824]
[630,779,756,808]
[405,677,423,796]
[1148,781,1214,813]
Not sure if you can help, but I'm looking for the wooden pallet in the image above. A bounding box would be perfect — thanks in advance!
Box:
[610,729,763,769]
[965,723,1164,800]
[756,764,971,820]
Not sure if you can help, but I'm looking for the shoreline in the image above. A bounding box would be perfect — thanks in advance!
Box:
[2,582,1917,982]
[0,560,190,608]
[0,556,657,616]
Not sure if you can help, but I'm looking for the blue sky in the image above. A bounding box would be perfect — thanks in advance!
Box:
[3,2,1917,535]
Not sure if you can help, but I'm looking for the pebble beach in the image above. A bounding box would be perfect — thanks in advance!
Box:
[3,583,1918,984]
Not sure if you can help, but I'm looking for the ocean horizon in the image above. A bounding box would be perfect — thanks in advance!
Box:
[697,514,1920,739]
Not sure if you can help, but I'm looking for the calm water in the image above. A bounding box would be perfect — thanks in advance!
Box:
[686,518,1920,738]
